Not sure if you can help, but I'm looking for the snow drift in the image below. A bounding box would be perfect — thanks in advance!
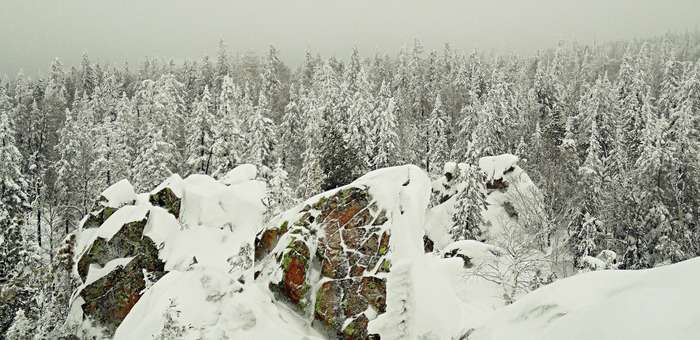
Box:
[469,257,700,340]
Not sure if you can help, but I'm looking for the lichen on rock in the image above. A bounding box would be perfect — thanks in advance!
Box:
[149,186,181,218]
[255,185,391,339]
[75,210,167,337]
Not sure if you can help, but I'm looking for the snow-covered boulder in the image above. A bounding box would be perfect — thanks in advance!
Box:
[479,154,519,190]
[74,206,169,335]
[68,165,268,338]
[254,165,492,339]
[254,165,427,339]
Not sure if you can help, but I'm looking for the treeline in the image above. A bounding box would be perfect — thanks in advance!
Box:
[1,32,700,337]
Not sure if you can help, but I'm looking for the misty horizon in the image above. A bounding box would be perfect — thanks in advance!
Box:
[2,0,699,77]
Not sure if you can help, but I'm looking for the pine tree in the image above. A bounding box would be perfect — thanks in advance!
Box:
[571,121,606,267]
[215,39,230,90]
[5,309,32,340]
[54,93,97,228]
[113,93,139,180]
[346,67,376,171]
[80,53,97,96]
[278,84,304,176]
[260,45,283,117]
[624,101,673,268]
[154,74,187,173]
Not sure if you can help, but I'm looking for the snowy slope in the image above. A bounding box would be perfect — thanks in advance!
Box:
[469,257,700,340]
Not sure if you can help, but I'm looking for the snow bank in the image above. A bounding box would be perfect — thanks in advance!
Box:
[470,257,700,340]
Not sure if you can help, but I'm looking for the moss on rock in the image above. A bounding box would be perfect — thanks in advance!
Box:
[148,186,181,218]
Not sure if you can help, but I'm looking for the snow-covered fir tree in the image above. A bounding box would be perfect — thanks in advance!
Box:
[212,75,244,176]
[426,94,449,174]
[133,127,175,192]
[450,162,486,241]
[186,85,215,174]
[245,91,276,171]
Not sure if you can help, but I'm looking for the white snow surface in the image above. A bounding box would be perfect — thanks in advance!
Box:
[84,257,135,287]
[100,179,136,207]
[219,163,257,185]
[479,154,519,182]
[470,257,700,340]
[115,269,324,340]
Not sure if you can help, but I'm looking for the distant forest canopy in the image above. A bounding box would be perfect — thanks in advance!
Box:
[1,30,700,287]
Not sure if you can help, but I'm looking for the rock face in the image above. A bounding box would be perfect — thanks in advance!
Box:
[255,186,391,339]
[73,180,171,337]
[148,175,183,218]
[76,208,167,336]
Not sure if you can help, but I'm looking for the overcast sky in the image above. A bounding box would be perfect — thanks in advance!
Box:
[1,0,698,77]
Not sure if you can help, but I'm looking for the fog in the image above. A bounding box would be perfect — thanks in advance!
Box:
[1,0,698,76]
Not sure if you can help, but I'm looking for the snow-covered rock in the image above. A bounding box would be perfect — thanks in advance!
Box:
[82,179,137,229]
[68,165,268,338]
[479,154,519,186]
[65,161,700,340]
[254,165,428,339]
[254,165,498,340]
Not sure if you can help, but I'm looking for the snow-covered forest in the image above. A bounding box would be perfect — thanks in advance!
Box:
[1,31,700,339]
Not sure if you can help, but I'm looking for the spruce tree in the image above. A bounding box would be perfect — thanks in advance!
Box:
[297,94,325,198]
[245,91,276,171]
[0,101,30,336]
[186,86,215,175]
[212,76,244,176]
[426,94,449,174]
[133,127,175,192]
[450,163,486,241]
[267,159,294,218]
[371,81,399,169]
